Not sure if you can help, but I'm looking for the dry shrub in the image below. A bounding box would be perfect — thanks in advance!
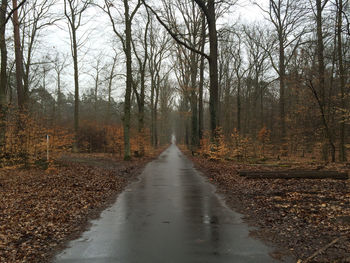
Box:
[1,110,73,167]
[78,121,107,153]
[105,124,124,156]
[199,127,230,161]
[199,127,272,162]
[78,121,152,157]
[131,128,152,157]
[257,126,271,158]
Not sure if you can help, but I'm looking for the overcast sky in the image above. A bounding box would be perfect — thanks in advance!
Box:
[40,0,268,100]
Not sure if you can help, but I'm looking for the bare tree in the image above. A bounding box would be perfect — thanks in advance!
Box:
[102,0,141,160]
[64,0,90,152]
[86,54,105,121]
[52,52,69,124]
[255,0,307,143]
[159,76,174,144]
[12,0,27,110]
[20,0,60,98]
[314,0,336,161]
[105,51,118,125]
[217,30,235,135]
[148,18,170,147]
[0,0,8,151]
[198,13,206,140]
[335,0,347,161]
[243,24,272,133]
[231,29,250,133]
[131,9,150,156]
[143,0,227,139]
[161,0,203,148]
[193,0,218,137]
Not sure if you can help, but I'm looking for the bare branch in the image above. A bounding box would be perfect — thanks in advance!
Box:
[142,0,209,60]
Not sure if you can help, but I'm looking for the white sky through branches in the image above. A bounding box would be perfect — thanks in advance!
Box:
[35,0,268,100]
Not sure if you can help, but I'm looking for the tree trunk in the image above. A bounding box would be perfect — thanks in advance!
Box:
[279,37,286,143]
[138,73,145,155]
[204,0,219,137]
[190,51,199,149]
[23,27,36,100]
[198,15,205,140]
[337,0,347,161]
[136,14,149,156]
[106,55,117,124]
[123,0,132,160]
[154,75,159,148]
[12,0,27,110]
[260,85,264,128]
[0,0,8,153]
[12,0,29,165]
[56,71,62,124]
[94,68,99,121]
[237,78,241,132]
[150,76,155,147]
[72,28,79,153]
[316,0,335,162]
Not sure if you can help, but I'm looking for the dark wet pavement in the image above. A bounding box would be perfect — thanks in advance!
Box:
[55,144,278,263]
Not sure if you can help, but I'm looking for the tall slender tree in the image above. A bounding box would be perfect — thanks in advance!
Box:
[64,0,90,152]
[256,0,306,143]
[336,0,347,161]
[103,0,141,160]
[0,0,8,151]
[131,10,150,156]
[12,0,27,110]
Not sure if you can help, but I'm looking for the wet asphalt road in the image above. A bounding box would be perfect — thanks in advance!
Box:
[55,144,278,263]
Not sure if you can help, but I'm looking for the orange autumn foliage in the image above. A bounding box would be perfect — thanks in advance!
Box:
[199,127,272,162]
[2,111,73,166]
[257,126,271,158]
[199,127,230,161]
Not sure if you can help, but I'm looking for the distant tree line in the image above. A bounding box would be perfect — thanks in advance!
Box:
[0,0,349,164]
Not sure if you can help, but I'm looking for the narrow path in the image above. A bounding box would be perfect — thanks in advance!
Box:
[55,144,277,263]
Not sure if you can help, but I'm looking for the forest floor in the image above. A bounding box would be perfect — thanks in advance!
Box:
[181,148,350,262]
[0,151,163,263]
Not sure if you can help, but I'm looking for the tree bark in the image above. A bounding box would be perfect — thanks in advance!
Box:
[337,0,347,161]
[72,27,79,152]
[190,50,199,148]
[279,35,286,143]
[0,0,8,153]
[64,0,89,153]
[150,74,155,147]
[132,12,149,156]
[12,0,27,110]
[237,78,241,132]
[206,0,219,136]
[316,0,335,162]
[106,55,117,124]
[198,14,205,140]
[56,71,62,123]
[94,68,99,120]
[123,0,132,160]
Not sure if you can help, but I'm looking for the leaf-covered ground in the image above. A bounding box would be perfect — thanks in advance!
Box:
[0,154,152,263]
[188,154,350,262]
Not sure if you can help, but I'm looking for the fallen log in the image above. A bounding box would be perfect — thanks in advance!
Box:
[298,236,345,263]
[238,170,348,180]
